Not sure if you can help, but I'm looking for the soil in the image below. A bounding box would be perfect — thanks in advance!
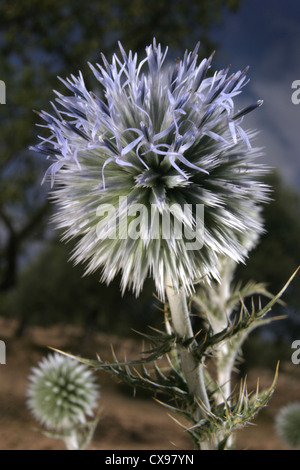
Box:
[0,316,298,451]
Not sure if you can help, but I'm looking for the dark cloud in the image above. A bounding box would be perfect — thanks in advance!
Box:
[211,0,300,189]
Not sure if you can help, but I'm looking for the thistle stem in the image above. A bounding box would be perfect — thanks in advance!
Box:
[165,277,212,449]
[64,431,79,450]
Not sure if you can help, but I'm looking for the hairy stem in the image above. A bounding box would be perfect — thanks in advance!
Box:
[64,431,79,450]
[165,277,213,449]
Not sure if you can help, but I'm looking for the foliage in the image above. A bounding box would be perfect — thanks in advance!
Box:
[3,236,158,335]
[236,170,300,340]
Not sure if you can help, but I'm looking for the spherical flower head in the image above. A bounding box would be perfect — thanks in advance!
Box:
[32,39,269,299]
[27,353,99,432]
[276,403,300,449]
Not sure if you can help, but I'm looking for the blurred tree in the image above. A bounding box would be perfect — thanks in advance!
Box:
[4,235,158,337]
[0,0,242,293]
[4,170,300,342]
[236,170,300,340]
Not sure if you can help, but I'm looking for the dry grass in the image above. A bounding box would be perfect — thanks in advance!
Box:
[0,317,298,450]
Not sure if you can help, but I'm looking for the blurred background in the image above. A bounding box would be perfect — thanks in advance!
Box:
[0,0,300,450]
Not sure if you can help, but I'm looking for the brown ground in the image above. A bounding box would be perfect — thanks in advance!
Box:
[0,316,298,451]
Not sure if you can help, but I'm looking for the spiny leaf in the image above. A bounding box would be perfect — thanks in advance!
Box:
[192,267,299,360]
[253,266,299,318]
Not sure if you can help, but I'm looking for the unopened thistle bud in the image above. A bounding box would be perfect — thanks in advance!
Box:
[276,403,300,449]
[27,353,99,432]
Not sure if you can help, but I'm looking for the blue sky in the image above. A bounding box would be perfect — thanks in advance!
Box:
[211,0,300,190]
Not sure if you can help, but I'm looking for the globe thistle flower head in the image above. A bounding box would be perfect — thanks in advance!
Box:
[27,353,99,432]
[32,39,270,299]
[276,403,300,449]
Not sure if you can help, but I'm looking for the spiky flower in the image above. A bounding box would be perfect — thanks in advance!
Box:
[276,403,300,449]
[27,353,99,432]
[32,39,269,299]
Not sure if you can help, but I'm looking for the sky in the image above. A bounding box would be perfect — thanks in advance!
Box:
[211,0,300,191]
